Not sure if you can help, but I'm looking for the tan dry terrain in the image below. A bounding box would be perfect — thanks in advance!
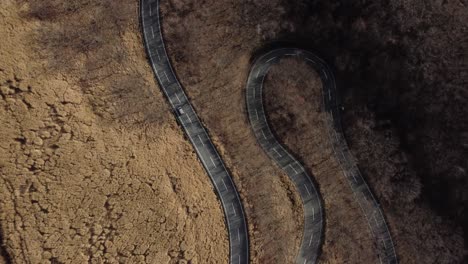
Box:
[0,0,227,263]
[1,0,467,263]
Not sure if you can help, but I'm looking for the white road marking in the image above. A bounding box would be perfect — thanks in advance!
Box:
[328,89,332,101]
[221,179,228,190]
[341,151,346,161]
[351,172,358,183]
[175,93,182,103]
[312,207,315,220]
[308,233,314,246]
[155,48,161,61]
[261,130,268,140]
[266,57,277,63]
[237,228,240,241]
[289,164,299,174]
[323,70,328,80]
[151,26,155,39]
[209,156,217,168]
[164,71,170,82]
[273,148,282,157]
[149,5,152,16]
[365,217,376,237]
[198,135,204,146]
[255,109,259,120]
[256,70,260,78]
[231,203,237,216]
[373,214,380,227]
[304,184,311,196]
[296,162,304,173]
[304,260,307,264]
[186,113,193,123]
[306,58,316,64]
[262,112,268,123]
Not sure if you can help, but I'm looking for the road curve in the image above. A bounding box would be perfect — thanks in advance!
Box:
[246,48,398,264]
[140,1,249,263]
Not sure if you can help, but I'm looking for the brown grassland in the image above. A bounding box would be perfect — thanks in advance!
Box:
[0,0,467,263]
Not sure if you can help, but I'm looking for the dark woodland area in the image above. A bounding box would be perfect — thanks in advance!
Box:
[160,0,468,261]
[283,0,468,259]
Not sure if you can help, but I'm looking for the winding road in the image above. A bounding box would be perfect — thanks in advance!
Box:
[246,48,398,264]
[246,49,324,264]
[141,0,397,263]
[140,1,249,263]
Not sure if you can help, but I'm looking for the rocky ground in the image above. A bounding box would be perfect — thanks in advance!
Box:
[1,0,467,263]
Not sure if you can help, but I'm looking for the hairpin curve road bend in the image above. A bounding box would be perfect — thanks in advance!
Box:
[140,0,398,263]
[246,48,398,264]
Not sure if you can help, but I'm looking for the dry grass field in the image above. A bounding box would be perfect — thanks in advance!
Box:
[0,1,227,263]
[0,0,467,263]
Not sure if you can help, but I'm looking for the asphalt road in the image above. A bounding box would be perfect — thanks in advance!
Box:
[246,48,398,264]
[140,0,397,262]
[140,1,249,263]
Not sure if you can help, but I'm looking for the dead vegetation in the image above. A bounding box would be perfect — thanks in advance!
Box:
[0,0,228,263]
[0,0,467,262]
[21,0,170,127]
[263,58,379,263]
[161,0,467,262]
